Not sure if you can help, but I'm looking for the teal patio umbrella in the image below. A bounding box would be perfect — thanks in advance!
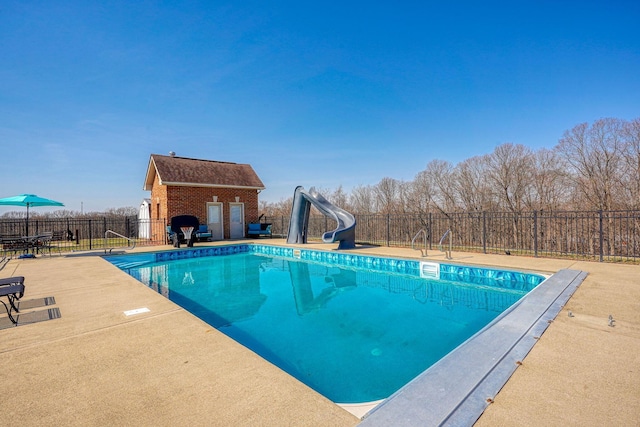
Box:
[0,193,64,236]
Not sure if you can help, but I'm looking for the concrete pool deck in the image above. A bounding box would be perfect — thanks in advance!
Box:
[1,240,639,426]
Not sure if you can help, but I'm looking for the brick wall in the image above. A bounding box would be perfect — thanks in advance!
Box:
[150,175,168,221]
[150,181,260,239]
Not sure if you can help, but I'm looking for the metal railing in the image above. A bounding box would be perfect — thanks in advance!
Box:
[104,230,137,254]
[2,210,639,263]
[411,229,428,257]
[0,216,168,254]
[438,229,452,260]
[264,210,640,263]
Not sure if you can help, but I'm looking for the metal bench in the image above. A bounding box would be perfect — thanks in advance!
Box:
[0,276,25,324]
[247,223,272,238]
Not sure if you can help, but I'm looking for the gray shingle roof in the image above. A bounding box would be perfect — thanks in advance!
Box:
[144,154,265,190]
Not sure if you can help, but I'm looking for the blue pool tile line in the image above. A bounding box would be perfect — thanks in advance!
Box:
[105,245,252,269]
[154,244,251,262]
[247,245,545,289]
[105,244,545,290]
[439,264,545,288]
[289,248,544,288]
[296,249,419,275]
[249,244,296,258]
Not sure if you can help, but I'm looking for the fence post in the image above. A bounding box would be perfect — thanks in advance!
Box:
[599,210,604,262]
[482,211,487,254]
[533,210,538,257]
[428,212,433,250]
[386,214,390,247]
[89,219,93,250]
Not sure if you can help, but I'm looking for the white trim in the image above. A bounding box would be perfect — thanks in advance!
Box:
[143,158,158,191]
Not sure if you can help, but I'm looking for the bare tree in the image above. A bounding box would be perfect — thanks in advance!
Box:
[257,117,639,217]
[557,118,626,211]
[453,155,492,211]
[408,169,437,214]
[0,210,26,219]
[47,209,82,219]
[104,207,138,217]
[484,143,534,250]
[485,143,534,213]
[418,160,457,214]
[526,148,572,211]
[261,197,293,218]
[329,185,350,211]
[620,118,640,209]
[403,160,457,240]
[374,177,402,214]
[350,185,376,214]
[395,180,414,214]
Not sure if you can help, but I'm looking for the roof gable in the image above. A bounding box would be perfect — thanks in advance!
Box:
[144,154,265,191]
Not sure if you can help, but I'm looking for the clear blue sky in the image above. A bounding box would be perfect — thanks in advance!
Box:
[1,0,638,215]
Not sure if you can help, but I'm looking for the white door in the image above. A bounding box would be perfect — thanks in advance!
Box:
[229,203,245,239]
[207,203,224,240]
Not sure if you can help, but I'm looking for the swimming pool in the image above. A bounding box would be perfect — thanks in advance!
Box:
[106,244,546,406]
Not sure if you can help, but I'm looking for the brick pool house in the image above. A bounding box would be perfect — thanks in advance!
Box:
[143,153,265,240]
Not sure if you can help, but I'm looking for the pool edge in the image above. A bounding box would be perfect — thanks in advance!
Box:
[359,268,587,426]
[104,242,566,422]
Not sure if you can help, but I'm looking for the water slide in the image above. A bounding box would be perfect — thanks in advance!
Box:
[286,186,356,249]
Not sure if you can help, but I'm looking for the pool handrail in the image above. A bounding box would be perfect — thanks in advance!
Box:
[104,230,136,254]
[438,229,452,260]
[411,229,428,257]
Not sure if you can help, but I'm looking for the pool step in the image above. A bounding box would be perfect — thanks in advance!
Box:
[105,255,155,270]
[118,260,153,269]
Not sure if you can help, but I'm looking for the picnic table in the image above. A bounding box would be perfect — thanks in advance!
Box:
[1,233,53,257]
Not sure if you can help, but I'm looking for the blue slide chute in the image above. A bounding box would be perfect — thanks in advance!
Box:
[286,186,356,250]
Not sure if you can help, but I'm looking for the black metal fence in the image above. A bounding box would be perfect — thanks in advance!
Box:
[2,210,639,262]
[0,216,169,254]
[265,210,640,263]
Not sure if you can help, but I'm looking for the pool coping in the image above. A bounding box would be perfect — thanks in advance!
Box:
[359,268,587,426]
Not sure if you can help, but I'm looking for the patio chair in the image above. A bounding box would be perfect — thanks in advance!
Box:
[0,276,25,324]
[195,225,212,241]
[36,232,59,256]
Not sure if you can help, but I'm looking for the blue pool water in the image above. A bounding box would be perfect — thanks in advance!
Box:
[106,245,544,404]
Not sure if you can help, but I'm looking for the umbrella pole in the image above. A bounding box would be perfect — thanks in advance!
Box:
[26,204,29,236]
